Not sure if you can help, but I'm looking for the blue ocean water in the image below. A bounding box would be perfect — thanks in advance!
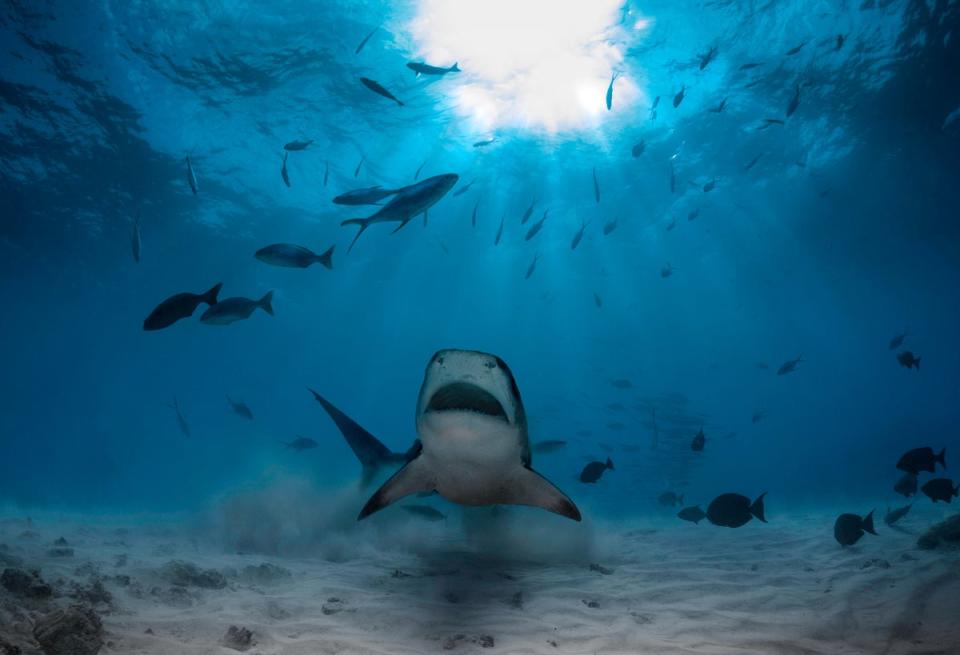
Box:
[0,0,958,526]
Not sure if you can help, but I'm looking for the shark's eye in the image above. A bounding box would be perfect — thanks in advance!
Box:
[484,360,495,369]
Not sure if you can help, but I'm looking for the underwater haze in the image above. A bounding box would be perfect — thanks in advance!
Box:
[1,1,960,653]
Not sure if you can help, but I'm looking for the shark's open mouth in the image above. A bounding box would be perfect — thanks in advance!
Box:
[426,382,508,421]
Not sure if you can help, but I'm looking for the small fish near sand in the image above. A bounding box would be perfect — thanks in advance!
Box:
[673,85,686,108]
[226,396,254,420]
[884,503,912,526]
[658,491,684,507]
[402,505,447,521]
[255,244,334,270]
[360,77,403,106]
[143,283,222,331]
[580,458,614,483]
[691,427,706,452]
[896,351,921,370]
[706,492,767,528]
[894,472,918,497]
[200,292,274,326]
[896,447,946,475]
[834,511,877,546]
[285,436,318,452]
[921,478,958,503]
[677,505,707,524]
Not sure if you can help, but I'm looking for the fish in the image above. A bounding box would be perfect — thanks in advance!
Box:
[709,97,727,113]
[283,139,313,151]
[786,83,801,118]
[658,491,683,507]
[666,217,676,231]
[473,137,496,148]
[894,472,918,497]
[494,213,505,246]
[610,379,632,389]
[580,457,614,484]
[521,199,536,224]
[406,61,460,77]
[285,436,318,452]
[525,254,539,280]
[524,210,548,241]
[883,503,912,526]
[332,186,397,205]
[833,511,876,546]
[414,159,427,180]
[360,77,403,106]
[594,293,603,309]
[673,85,685,108]
[758,118,785,129]
[751,410,765,424]
[471,200,479,228]
[897,447,945,475]
[200,291,274,325]
[739,62,763,70]
[691,427,705,452]
[226,396,254,420]
[323,161,329,186]
[699,46,718,70]
[532,439,567,454]
[401,505,447,521]
[592,167,600,203]
[185,156,198,195]
[355,25,378,54]
[143,282,222,331]
[602,218,618,236]
[130,212,141,263]
[896,351,921,370]
[571,220,589,250]
[605,72,618,110]
[786,41,807,56]
[888,329,908,350]
[835,34,845,51]
[631,140,646,157]
[354,157,364,178]
[340,350,581,521]
[744,153,763,171]
[660,264,673,278]
[281,152,290,187]
[678,505,706,524]
[703,178,716,193]
[921,478,959,503]
[340,173,459,251]
[255,244,334,270]
[453,178,475,197]
[169,397,190,437]
[706,492,767,528]
[777,355,803,375]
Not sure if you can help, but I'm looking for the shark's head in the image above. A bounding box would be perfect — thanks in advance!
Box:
[416,349,528,458]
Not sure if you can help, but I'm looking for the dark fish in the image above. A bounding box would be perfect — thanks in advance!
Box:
[592,167,600,203]
[739,62,763,70]
[281,152,290,187]
[665,217,676,231]
[758,118,785,129]
[354,157,364,178]
[471,200,479,228]
[888,330,908,350]
[921,478,958,503]
[744,153,763,171]
[285,436,318,452]
[630,140,646,158]
[835,34,845,51]
[521,199,536,224]
[414,159,427,180]
[777,355,803,375]
[284,139,313,151]
[355,25,378,54]
[169,397,190,437]
[579,457,614,483]
[610,379,632,389]
[660,264,673,278]
[525,210,548,241]
[883,503,912,526]
[678,505,706,524]
[255,244,334,270]
[226,395,254,420]
[333,186,397,205]
[703,179,716,193]
[473,137,496,147]
[323,161,329,186]
[143,283,222,331]
[699,46,717,70]
[688,208,699,221]
[524,254,539,280]
[658,491,683,507]
[605,72,617,110]
[494,213,505,246]
[709,97,727,113]
[691,427,705,452]
[896,447,946,475]
[571,219,590,250]
[896,351,921,370]
[786,41,807,56]
[185,155,198,195]
[200,292,274,325]
[402,505,446,521]
[706,492,767,528]
[532,439,567,454]
[894,472,918,497]
[406,61,460,77]
[834,511,876,546]
[602,218,617,235]
[453,178,475,197]
[786,83,800,118]
[673,85,685,108]
[594,293,603,309]
[751,410,765,424]
[360,77,403,106]
[130,212,141,263]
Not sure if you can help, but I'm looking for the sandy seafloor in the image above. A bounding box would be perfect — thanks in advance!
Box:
[2,500,959,655]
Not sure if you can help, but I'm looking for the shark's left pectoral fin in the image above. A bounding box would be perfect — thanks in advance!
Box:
[358,456,435,520]
[509,467,582,521]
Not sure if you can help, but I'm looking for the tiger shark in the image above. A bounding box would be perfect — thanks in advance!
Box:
[309,349,581,521]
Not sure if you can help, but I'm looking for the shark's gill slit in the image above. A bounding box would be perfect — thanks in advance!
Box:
[427,382,508,420]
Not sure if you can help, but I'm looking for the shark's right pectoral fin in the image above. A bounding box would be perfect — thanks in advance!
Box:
[509,467,582,522]
[358,456,435,520]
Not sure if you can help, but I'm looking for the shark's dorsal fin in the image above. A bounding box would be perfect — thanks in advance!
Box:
[308,388,393,468]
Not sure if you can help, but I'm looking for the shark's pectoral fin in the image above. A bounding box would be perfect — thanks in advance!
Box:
[359,456,435,520]
[507,467,582,521]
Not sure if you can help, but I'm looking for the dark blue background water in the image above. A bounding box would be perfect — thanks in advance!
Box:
[1,0,958,519]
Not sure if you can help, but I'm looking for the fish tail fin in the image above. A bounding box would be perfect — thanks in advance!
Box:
[341,218,371,252]
[259,290,274,316]
[862,510,877,535]
[451,62,460,72]
[203,282,223,306]
[751,492,768,523]
[317,245,335,270]
[606,457,614,470]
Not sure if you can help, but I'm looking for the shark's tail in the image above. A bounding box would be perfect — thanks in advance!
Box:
[341,218,371,252]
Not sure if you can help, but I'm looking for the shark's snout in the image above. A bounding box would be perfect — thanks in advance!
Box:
[426,382,508,421]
